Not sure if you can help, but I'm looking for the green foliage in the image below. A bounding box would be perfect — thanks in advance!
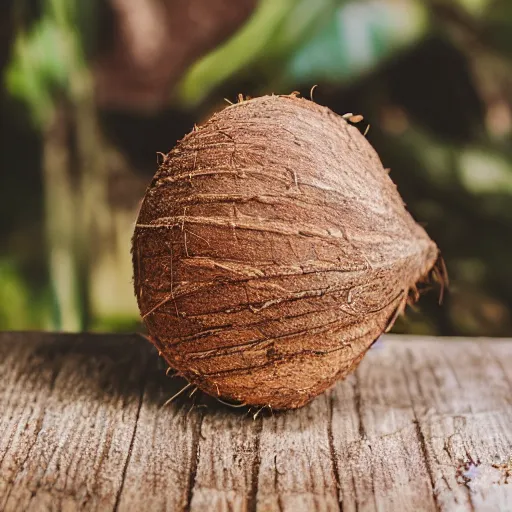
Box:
[90,315,142,333]
[4,0,87,125]
[0,260,51,330]
[178,0,428,105]
[6,17,68,124]
[459,150,512,195]
[177,0,311,106]
[2,0,512,335]
[285,0,427,84]
[455,0,492,16]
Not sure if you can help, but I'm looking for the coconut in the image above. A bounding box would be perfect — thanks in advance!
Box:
[132,94,442,409]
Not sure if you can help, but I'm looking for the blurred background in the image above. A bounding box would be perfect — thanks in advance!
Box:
[1,0,511,336]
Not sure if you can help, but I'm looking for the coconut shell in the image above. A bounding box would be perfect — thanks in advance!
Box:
[132,94,440,409]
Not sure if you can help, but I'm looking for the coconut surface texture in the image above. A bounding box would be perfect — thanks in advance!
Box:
[133,94,439,409]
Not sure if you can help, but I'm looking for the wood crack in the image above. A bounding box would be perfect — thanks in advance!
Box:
[413,420,441,511]
[184,407,205,511]
[403,348,441,512]
[247,416,263,512]
[113,357,151,512]
[352,371,366,440]
[328,393,344,512]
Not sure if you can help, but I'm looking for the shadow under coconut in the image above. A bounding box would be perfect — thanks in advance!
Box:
[5,331,294,420]
[3,331,438,431]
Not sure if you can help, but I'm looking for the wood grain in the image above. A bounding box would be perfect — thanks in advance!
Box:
[0,332,511,512]
[330,340,437,512]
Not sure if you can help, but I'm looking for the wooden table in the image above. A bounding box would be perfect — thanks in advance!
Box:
[0,332,511,511]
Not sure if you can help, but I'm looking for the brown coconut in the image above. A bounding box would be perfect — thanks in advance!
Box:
[132,94,442,410]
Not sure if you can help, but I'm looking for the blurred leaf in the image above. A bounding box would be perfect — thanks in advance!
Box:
[177,0,341,106]
[4,0,86,126]
[6,18,68,124]
[178,0,428,106]
[459,149,512,195]
[90,314,141,333]
[454,0,492,16]
[257,0,343,62]
[177,0,294,106]
[0,259,51,329]
[0,260,29,329]
[286,0,428,84]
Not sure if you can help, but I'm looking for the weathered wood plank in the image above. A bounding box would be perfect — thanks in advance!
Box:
[115,368,202,511]
[188,403,260,511]
[330,341,437,512]
[403,339,512,512]
[0,333,151,512]
[0,332,511,512]
[255,394,339,512]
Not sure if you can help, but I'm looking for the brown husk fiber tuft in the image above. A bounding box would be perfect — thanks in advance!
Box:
[132,94,440,409]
